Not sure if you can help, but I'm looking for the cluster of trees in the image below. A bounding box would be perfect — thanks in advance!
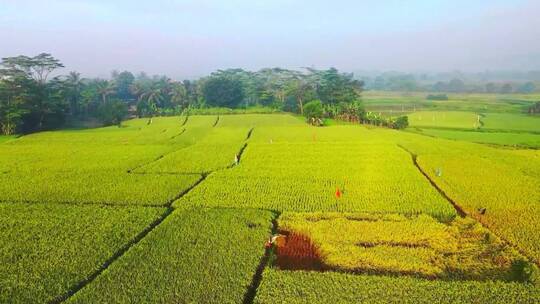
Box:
[363,73,538,94]
[0,54,200,134]
[1,53,368,135]
[529,102,540,115]
[426,94,449,101]
[302,100,408,129]
[432,80,536,94]
[199,67,363,115]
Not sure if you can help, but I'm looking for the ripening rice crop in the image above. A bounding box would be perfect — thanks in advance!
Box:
[0,115,221,205]
[277,212,534,281]
[137,127,250,174]
[177,140,456,221]
[0,172,202,205]
[399,135,540,265]
[217,113,303,128]
[254,268,540,304]
[0,203,165,303]
[68,207,274,304]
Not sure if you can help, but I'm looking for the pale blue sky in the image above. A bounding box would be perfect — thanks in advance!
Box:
[1,0,538,78]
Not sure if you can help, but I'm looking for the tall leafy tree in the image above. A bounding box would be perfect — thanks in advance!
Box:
[0,53,65,132]
[286,75,315,114]
[202,75,244,108]
[113,71,135,100]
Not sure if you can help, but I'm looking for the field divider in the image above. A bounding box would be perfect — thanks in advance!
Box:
[397,144,466,217]
[52,126,256,302]
[213,115,220,127]
[0,199,170,208]
[52,173,208,303]
[397,144,540,268]
[242,211,280,304]
[50,206,174,304]
[169,128,186,140]
[180,115,189,126]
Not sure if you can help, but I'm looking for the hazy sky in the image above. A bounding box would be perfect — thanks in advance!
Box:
[1,0,539,79]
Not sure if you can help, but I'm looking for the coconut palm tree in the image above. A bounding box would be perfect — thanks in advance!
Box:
[169,82,188,109]
[95,79,116,104]
[64,71,83,115]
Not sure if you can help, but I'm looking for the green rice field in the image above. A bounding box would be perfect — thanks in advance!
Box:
[1,111,539,303]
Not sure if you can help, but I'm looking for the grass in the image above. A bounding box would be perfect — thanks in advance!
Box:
[481,113,540,133]
[407,111,480,129]
[363,91,540,114]
[0,203,165,303]
[0,135,15,144]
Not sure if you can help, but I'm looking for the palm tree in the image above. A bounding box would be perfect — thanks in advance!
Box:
[129,81,146,101]
[95,80,116,104]
[138,85,164,121]
[169,82,187,109]
[65,71,83,115]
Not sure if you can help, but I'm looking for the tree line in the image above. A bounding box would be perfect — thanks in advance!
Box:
[1,53,375,135]
[364,74,538,94]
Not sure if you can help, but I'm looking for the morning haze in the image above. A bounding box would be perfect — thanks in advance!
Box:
[1,0,539,78]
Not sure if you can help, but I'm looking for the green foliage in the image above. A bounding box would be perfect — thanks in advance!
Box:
[529,101,540,114]
[426,94,449,100]
[68,207,273,303]
[393,115,409,129]
[202,75,245,108]
[97,99,128,126]
[303,100,324,123]
[0,203,165,303]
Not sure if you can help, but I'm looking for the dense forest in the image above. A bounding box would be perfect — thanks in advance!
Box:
[0,53,388,135]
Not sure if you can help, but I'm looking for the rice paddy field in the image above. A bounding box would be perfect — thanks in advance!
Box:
[1,106,540,303]
[364,91,540,148]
